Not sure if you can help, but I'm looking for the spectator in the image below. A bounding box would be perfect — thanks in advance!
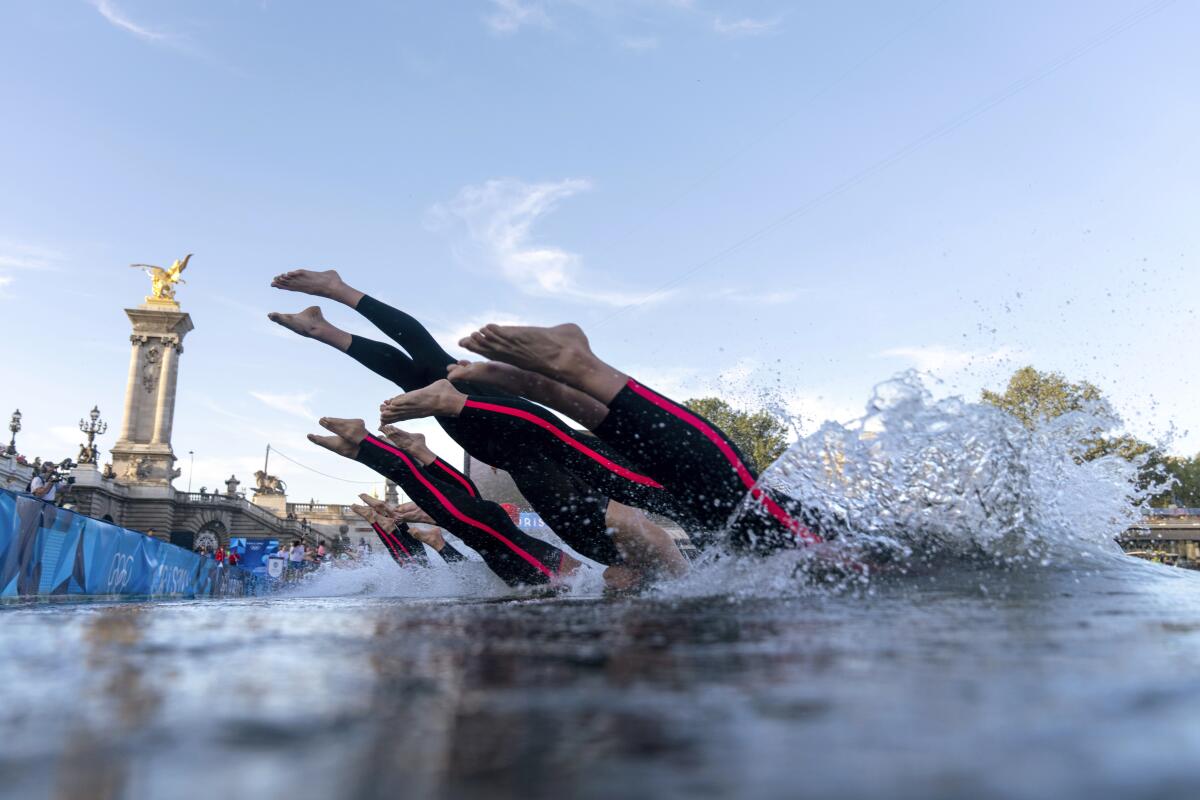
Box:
[215,545,226,566]
[288,540,305,573]
[29,462,61,503]
[357,537,370,559]
[317,540,327,559]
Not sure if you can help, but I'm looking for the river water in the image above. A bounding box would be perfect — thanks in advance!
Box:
[2,553,1200,800]
[4,374,1195,800]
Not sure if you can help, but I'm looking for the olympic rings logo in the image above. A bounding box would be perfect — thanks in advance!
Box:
[106,552,136,591]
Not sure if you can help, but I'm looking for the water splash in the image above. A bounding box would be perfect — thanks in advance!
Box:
[748,370,1156,568]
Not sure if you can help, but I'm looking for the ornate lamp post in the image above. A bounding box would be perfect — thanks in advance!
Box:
[6,409,20,456]
[77,406,108,465]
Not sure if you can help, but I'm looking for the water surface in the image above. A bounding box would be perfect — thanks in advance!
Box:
[2,555,1199,800]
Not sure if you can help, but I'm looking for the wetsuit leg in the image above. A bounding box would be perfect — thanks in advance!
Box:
[340,296,636,562]
[355,435,564,586]
[372,522,430,567]
[428,456,480,498]
[594,379,821,548]
[507,461,620,565]
[355,295,458,386]
[457,395,673,509]
[438,541,467,563]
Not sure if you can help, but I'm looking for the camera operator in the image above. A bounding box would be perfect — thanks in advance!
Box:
[29,461,70,504]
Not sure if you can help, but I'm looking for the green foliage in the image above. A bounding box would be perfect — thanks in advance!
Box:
[981,366,1200,506]
[980,366,1106,429]
[1146,453,1200,509]
[683,397,789,474]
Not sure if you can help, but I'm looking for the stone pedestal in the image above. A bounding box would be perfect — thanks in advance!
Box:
[110,301,193,487]
[252,492,287,516]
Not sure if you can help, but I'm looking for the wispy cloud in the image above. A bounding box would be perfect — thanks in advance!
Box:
[250,391,316,421]
[88,0,172,43]
[879,345,1018,376]
[428,177,668,307]
[485,0,550,34]
[0,239,64,296]
[712,16,781,36]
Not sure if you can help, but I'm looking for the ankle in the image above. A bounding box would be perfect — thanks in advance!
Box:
[334,285,365,308]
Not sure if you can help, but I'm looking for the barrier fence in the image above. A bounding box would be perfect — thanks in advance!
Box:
[0,488,271,599]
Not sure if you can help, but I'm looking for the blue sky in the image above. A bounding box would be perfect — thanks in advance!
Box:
[1,0,1196,504]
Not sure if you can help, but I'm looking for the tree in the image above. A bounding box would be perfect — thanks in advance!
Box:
[980,366,1107,429]
[683,397,789,473]
[980,366,1186,504]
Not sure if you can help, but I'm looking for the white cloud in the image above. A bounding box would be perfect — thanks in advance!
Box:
[431,309,538,359]
[878,345,1020,379]
[0,239,64,295]
[485,0,550,34]
[88,0,171,43]
[712,16,781,36]
[428,177,668,307]
[250,391,316,421]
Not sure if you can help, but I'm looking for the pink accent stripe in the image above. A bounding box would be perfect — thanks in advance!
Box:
[434,459,476,497]
[364,436,555,578]
[625,380,822,544]
[464,399,664,489]
[373,523,411,562]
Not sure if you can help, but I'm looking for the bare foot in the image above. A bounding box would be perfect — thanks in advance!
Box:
[350,503,393,531]
[393,502,436,526]
[446,359,530,392]
[458,323,593,381]
[267,306,330,339]
[318,417,369,445]
[378,425,429,457]
[271,269,346,299]
[379,379,466,423]
[307,433,359,458]
[408,525,447,551]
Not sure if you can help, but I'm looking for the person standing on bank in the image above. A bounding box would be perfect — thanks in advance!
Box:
[29,462,61,505]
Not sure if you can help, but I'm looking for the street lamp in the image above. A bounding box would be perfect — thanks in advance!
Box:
[188,450,195,493]
[6,409,21,456]
[77,406,108,465]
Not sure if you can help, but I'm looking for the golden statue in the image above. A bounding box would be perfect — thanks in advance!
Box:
[131,254,191,304]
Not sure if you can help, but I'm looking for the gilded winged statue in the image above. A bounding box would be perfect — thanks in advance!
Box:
[131,254,191,301]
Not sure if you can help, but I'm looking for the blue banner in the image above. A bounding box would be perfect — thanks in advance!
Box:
[231,537,279,576]
[0,489,270,599]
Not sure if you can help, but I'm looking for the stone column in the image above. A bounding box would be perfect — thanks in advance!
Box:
[151,337,180,444]
[110,302,194,487]
[118,336,146,441]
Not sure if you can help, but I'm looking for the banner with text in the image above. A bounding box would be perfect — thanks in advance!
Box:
[0,489,270,598]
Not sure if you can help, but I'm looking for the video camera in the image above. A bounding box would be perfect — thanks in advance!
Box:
[46,460,77,486]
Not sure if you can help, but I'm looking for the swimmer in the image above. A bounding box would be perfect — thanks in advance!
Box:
[310,416,574,587]
[270,270,688,575]
[456,323,823,553]
[353,494,468,564]
[349,501,431,567]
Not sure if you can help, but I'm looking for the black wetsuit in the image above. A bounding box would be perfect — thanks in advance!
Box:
[356,435,565,586]
[345,295,672,564]
[372,521,465,567]
[371,521,430,567]
[594,378,823,551]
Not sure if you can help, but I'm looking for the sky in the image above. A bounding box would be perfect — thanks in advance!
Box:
[1,0,1197,505]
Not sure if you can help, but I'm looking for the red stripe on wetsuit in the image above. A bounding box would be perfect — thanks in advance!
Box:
[625,379,821,544]
[362,436,556,579]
